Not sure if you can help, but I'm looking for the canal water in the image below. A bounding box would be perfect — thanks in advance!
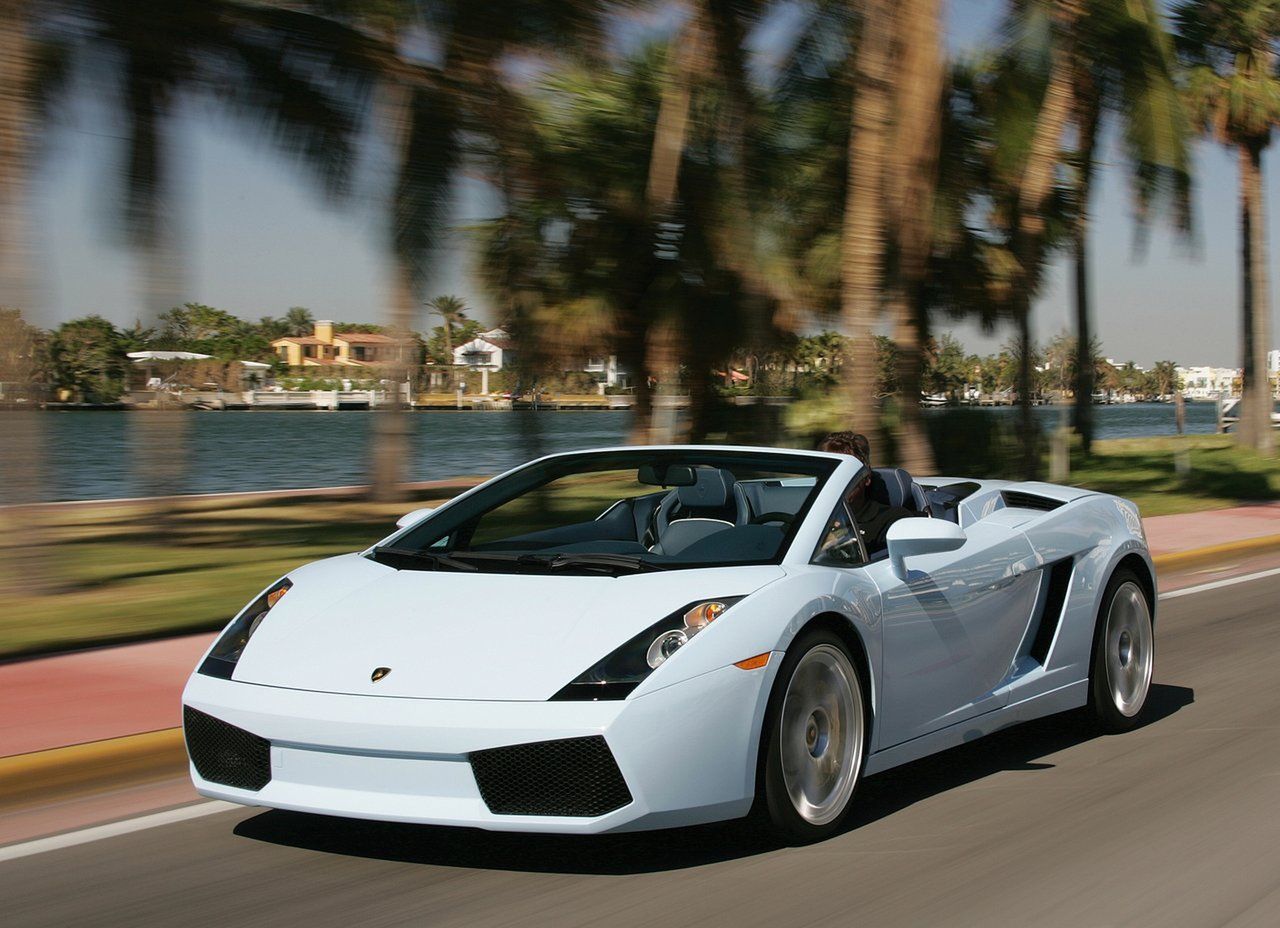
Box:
[31,401,1221,501]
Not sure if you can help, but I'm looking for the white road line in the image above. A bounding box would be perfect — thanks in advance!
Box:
[1160,565,1280,600]
[0,801,237,864]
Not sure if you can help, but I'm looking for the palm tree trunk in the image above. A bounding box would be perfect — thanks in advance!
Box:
[371,256,414,501]
[842,0,896,440]
[370,80,419,502]
[884,0,942,474]
[622,322,655,444]
[1016,299,1036,471]
[631,19,704,445]
[1011,0,1081,479]
[1239,140,1274,454]
[0,4,63,596]
[0,0,34,312]
[1071,81,1101,455]
[1071,218,1094,448]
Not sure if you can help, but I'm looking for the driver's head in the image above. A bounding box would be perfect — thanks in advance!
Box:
[818,431,871,466]
[818,431,873,502]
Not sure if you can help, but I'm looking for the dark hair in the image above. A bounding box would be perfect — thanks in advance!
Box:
[817,431,871,467]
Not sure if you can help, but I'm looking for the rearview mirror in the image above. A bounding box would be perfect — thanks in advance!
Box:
[637,464,697,487]
[886,519,966,580]
[396,507,435,529]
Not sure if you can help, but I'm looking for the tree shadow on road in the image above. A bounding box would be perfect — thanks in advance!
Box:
[233,683,1193,875]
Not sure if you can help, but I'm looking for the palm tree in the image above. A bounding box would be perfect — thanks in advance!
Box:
[1,6,73,595]
[884,0,945,474]
[276,2,605,497]
[1152,358,1180,396]
[842,0,896,442]
[1175,0,1280,453]
[426,294,468,364]
[1007,0,1086,478]
[932,49,1078,477]
[1057,0,1192,454]
[784,0,941,471]
[285,306,314,337]
[0,1,37,314]
[66,1,371,516]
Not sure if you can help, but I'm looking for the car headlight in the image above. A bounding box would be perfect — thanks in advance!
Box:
[197,578,292,680]
[551,597,744,701]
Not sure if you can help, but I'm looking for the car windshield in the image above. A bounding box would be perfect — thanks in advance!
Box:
[375,449,837,574]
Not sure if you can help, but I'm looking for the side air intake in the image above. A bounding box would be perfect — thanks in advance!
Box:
[1002,490,1064,512]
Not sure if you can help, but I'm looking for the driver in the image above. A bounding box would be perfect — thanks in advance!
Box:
[817,431,913,554]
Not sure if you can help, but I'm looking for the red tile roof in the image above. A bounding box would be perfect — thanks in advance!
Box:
[334,332,395,344]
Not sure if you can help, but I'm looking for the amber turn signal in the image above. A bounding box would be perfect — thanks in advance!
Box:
[266,586,289,609]
[683,601,728,629]
[733,652,771,670]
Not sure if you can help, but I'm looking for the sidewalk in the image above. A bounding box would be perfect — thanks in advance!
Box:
[1142,501,1280,558]
[3,500,1280,762]
[0,634,212,759]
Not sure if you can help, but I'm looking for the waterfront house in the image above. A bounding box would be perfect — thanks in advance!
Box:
[1176,365,1241,399]
[272,320,397,368]
[449,326,629,390]
[452,328,513,370]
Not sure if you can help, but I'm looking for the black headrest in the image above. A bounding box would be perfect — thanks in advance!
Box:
[677,467,734,509]
[870,467,916,510]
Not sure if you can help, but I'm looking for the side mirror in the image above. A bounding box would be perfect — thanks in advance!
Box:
[886,518,966,580]
[396,507,435,529]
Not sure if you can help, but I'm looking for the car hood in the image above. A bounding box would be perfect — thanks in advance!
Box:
[230,553,784,701]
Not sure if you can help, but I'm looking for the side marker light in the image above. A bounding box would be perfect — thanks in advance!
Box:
[734,653,771,670]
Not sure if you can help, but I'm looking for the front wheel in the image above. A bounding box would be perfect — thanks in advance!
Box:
[758,629,866,844]
[1087,569,1155,732]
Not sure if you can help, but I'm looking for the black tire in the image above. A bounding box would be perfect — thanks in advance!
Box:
[755,627,867,844]
[1087,568,1155,733]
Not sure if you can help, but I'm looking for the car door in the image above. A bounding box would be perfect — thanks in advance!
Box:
[866,517,1041,748]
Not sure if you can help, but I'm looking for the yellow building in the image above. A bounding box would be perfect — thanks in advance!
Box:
[271,320,397,368]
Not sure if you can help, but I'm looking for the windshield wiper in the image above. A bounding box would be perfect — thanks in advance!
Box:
[530,553,668,575]
[370,546,479,572]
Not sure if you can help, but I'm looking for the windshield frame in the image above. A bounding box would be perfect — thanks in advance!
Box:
[379,447,841,573]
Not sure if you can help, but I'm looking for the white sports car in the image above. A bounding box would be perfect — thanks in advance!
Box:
[183,445,1155,843]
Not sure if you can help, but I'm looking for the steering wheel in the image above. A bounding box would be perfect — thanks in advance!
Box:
[750,511,795,525]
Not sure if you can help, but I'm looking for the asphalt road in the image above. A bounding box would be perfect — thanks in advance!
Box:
[4,571,1279,928]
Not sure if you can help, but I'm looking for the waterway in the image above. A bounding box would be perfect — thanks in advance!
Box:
[27,401,1220,501]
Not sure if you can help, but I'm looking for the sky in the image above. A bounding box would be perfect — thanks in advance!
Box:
[8,0,1271,369]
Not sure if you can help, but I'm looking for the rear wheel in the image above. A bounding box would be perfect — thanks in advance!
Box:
[758,629,866,844]
[1088,569,1154,732]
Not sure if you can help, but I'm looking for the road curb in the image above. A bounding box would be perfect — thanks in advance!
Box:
[1151,532,1280,573]
[0,728,186,810]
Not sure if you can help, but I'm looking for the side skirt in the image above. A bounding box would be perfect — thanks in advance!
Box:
[862,680,1087,777]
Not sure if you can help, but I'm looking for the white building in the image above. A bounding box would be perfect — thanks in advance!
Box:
[1176,365,1239,398]
[584,355,627,387]
[450,327,627,388]
[452,328,513,370]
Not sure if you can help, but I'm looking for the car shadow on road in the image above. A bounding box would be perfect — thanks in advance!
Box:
[843,682,1194,833]
[233,683,1193,875]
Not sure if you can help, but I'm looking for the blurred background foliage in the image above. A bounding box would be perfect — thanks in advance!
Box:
[5,0,1280,647]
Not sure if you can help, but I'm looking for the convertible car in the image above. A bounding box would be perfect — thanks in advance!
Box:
[183,446,1155,843]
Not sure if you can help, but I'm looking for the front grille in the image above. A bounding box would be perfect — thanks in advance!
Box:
[183,706,271,791]
[470,735,632,817]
